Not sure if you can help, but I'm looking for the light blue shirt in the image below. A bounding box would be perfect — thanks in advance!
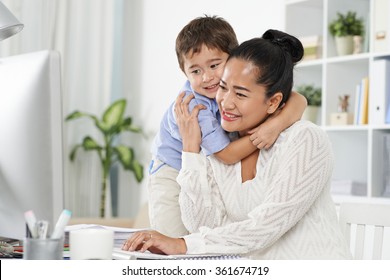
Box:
[151,81,231,171]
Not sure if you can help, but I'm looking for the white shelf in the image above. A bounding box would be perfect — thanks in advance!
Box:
[286,0,390,204]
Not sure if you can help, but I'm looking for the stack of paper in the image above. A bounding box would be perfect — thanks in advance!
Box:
[112,248,242,260]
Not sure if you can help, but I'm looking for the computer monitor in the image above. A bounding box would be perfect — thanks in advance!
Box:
[0,50,64,240]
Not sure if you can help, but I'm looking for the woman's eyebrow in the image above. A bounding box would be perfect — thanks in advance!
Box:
[233,85,250,92]
[220,79,250,92]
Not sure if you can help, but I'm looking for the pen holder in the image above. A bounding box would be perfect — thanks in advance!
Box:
[23,237,63,260]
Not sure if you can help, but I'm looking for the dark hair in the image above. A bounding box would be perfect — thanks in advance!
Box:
[228,29,303,106]
[176,15,239,72]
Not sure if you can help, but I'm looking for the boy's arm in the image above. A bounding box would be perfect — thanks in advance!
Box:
[249,91,307,149]
[213,135,257,165]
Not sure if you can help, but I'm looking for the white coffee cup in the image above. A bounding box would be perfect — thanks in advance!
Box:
[69,228,114,260]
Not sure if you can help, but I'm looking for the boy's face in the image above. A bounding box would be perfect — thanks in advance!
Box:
[183,44,229,99]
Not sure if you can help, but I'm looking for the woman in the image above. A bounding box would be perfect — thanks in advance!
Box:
[122,29,352,259]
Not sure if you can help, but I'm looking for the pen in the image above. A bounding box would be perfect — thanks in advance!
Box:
[51,209,72,239]
[36,220,49,239]
[24,210,38,238]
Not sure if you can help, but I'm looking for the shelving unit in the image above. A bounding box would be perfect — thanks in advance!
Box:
[285,0,390,204]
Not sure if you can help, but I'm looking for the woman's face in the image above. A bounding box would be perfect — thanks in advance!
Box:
[216,57,271,136]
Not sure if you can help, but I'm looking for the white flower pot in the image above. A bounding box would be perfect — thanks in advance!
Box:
[302,106,320,124]
[335,36,354,56]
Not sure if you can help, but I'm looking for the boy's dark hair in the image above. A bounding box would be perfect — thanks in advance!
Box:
[176,15,238,72]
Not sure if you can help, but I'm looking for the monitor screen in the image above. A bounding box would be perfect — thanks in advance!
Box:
[0,50,64,240]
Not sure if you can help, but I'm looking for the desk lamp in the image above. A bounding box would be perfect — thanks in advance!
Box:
[0,1,23,41]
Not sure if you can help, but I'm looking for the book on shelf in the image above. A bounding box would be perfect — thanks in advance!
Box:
[112,248,242,260]
[353,77,369,125]
[369,59,390,125]
[354,83,361,125]
[361,77,369,125]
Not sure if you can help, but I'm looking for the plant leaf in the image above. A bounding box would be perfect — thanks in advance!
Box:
[65,110,100,126]
[65,111,97,121]
[123,125,143,134]
[130,160,144,182]
[113,145,134,169]
[118,117,142,134]
[96,120,111,134]
[102,99,126,129]
[82,136,102,151]
[65,111,84,121]
[122,117,132,127]
[113,146,144,182]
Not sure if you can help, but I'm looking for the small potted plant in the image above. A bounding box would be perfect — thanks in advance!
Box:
[329,11,364,56]
[296,84,322,123]
[65,99,144,218]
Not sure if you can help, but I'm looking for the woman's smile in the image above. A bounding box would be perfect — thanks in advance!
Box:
[221,110,240,121]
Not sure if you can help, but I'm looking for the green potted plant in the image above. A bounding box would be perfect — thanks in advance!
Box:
[65,99,144,218]
[329,11,364,55]
[296,84,322,123]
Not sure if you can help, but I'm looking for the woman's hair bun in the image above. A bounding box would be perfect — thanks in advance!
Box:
[262,29,304,64]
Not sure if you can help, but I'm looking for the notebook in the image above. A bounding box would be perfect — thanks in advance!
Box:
[112,248,242,260]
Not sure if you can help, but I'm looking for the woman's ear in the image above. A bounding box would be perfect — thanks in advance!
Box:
[266,92,283,114]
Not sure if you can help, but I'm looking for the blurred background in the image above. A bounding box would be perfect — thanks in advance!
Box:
[0,0,285,219]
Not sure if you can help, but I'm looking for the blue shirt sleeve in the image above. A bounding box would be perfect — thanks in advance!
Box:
[168,90,231,156]
[190,97,230,156]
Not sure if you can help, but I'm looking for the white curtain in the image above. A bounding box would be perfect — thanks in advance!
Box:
[0,0,117,217]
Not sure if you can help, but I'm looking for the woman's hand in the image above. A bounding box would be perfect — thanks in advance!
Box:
[174,92,206,153]
[121,230,187,255]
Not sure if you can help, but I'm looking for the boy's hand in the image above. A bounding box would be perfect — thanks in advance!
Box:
[248,110,282,150]
[174,92,206,153]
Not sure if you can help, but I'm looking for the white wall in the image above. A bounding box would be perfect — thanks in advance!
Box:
[118,0,286,216]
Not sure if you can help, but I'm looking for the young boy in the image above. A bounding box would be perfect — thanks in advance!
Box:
[148,15,307,237]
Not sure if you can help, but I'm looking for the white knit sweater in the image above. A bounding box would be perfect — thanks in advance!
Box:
[177,120,352,259]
